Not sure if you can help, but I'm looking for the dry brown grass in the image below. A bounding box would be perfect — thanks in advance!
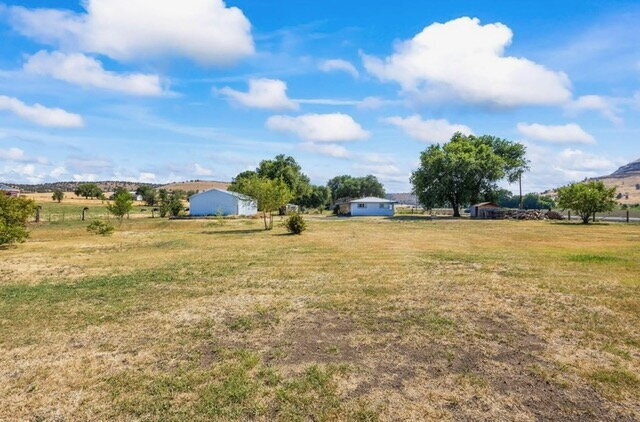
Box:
[1,215,639,421]
[160,180,230,192]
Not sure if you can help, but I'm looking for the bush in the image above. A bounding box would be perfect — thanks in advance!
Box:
[284,213,306,235]
[87,220,115,236]
[0,195,36,245]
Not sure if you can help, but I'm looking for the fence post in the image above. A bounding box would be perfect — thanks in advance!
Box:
[593,212,596,222]
[568,211,571,221]
[627,210,630,223]
[35,206,41,223]
[82,207,88,221]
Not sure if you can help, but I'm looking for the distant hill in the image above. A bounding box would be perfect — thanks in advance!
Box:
[7,179,231,194]
[594,158,640,205]
[386,193,418,205]
[9,181,161,193]
[160,180,230,192]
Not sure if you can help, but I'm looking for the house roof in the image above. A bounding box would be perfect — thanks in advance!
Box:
[472,202,500,207]
[189,188,254,201]
[0,183,19,191]
[349,197,397,204]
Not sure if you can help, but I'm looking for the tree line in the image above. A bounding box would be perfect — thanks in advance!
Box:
[0,133,621,246]
[227,154,387,228]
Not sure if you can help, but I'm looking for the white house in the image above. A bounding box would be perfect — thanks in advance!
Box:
[189,189,257,216]
[349,197,397,216]
[129,191,144,201]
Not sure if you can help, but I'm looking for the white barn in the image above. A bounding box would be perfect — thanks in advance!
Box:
[349,197,397,216]
[189,189,257,216]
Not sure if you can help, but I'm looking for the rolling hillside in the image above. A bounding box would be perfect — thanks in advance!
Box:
[160,180,230,192]
[595,158,640,205]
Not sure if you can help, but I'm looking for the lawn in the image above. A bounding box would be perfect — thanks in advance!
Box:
[1,213,639,420]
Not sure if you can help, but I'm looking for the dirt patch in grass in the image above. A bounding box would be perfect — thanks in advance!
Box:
[454,315,631,421]
[205,308,636,420]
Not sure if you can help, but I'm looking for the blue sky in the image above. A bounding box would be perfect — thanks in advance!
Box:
[0,0,639,192]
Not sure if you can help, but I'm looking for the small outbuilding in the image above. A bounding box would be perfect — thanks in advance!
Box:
[0,183,20,197]
[349,197,397,216]
[470,202,501,219]
[189,189,257,216]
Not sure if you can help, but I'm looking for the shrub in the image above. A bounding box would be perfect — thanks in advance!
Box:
[284,213,306,235]
[87,220,115,236]
[0,195,36,245]
[107,190,134,221]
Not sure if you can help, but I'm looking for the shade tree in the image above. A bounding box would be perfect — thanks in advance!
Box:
[556,181,616,224]
[411,133,528,217]
[230,175,293,230]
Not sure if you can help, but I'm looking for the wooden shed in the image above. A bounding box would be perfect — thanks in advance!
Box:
[470,202,501,219]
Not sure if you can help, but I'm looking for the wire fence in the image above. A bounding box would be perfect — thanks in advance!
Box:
[32,207,156,223]
[395,205,640,222]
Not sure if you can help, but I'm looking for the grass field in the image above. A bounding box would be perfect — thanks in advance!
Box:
[1,211,639,420]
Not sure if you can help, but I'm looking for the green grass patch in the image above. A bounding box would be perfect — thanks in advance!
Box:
[567,254,624,263]
[108,349,378,421]
[591,368,639,387]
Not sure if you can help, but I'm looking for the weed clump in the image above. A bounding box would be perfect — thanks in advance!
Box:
[87,220,115,236]
[284,213,307,235]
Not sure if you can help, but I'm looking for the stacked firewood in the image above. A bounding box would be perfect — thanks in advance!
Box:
[502,209,563,220]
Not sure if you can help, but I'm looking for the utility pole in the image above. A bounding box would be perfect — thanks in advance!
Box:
[519,172,524,209]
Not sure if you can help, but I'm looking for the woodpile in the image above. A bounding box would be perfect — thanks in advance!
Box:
[502,209,564,220]
[545,210,564,220]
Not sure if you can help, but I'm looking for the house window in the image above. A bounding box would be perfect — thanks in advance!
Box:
[357,203,366,208]
[379,204,386,209]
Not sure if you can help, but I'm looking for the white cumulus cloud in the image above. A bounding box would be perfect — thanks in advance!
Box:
[382,115,472,143]
[319,59,359,78]
[565,95,622,124]
[218,78,298,110]
[300,142,351,158]
[0,95,83,128]
[50,166,67,178]
[24,51,165,96]
[194,163,214,176]
[517,122,595,144]
[138,172,157,183]
[0,147,48,164]
[362,17,571,107]
[266,113,370,142]
[557,148,615,172]
[8,0,254,65]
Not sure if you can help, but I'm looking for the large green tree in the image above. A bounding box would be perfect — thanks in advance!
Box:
[411,133,528,217]
[479,136,529,208]
[231,176,293,230]
[491,189,555,209]
[230,155,311,204]
[556,180,616,224]
[0,195,36,245]
[326,175,385,201]
[299,185,332,211]
[74,183,103,199]
[52,189,64,203]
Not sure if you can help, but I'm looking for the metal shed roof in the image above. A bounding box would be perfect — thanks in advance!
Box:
[0,183,19,191]
[189,188,254,201]
[349,197,397,203]
[471,202,500,207]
